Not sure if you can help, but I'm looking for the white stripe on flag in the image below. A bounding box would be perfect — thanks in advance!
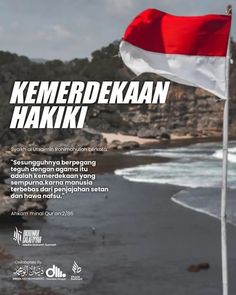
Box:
[120,40,227,99]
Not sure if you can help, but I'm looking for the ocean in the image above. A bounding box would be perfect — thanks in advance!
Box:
[115,141,236,225]
[1,142,236,294]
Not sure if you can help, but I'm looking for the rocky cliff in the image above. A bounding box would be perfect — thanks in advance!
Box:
[86,41,236,138]
[0,40,235,146]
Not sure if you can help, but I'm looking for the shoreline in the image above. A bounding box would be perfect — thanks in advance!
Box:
[102,132,235,151]
[102,132,224,147]
[1,154,236,293]
[89,136,234,174]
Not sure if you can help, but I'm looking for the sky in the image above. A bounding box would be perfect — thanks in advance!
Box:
[0,0,235,60]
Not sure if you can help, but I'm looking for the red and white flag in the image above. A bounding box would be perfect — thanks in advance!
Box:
[120,9,231,99]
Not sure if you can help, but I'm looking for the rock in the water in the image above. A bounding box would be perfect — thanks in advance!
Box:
[187,265,201,272]
[187,262,210,272]
[198,262,210,270]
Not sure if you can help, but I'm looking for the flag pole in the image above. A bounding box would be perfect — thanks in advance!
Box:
[221,4,231,295]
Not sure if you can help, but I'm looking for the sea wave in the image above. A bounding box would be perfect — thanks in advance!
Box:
[213,147,236,163]
[115,141,236,225]
[117,141,236,188]
[172,188,236,225]
[115,160,236,188]
[116,141,236,222]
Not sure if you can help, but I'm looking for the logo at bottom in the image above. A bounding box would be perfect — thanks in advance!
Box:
[46,265,66,280]
[71,261,83,281]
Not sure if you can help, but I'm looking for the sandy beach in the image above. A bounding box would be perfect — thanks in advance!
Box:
[102,132,194,146]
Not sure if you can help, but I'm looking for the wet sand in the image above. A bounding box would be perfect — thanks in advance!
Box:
[0,157,236,294]
[77,175,236,295]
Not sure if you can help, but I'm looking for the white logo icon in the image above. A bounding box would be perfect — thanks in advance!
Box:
[72,261,82,274]
[13,227,42,246]
[46,265,66,278]
[13,227,22,245]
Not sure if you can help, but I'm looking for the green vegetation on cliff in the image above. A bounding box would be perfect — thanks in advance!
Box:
[0,40,235,146]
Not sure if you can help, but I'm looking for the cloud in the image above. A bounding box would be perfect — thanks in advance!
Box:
[37,24,74,41]
[52,25,73,38]
[0,0,234,60]
[104,0,134,12]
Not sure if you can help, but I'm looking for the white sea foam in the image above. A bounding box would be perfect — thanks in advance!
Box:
[116,141,236,223]
[213,147,236,163]
[116,142,236,188]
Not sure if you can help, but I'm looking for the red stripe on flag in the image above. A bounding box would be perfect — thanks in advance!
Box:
[122,9,231,57]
